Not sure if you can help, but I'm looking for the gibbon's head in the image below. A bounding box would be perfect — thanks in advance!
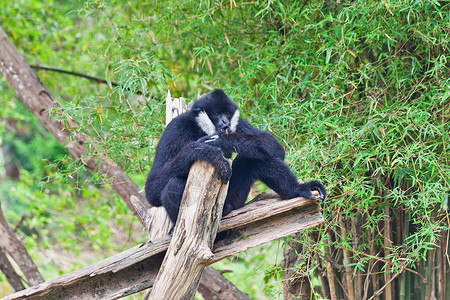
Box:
[192,89,239,135]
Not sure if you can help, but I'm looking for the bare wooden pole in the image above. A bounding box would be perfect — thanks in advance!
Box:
[149,160,229,299]
[144,91,188,240]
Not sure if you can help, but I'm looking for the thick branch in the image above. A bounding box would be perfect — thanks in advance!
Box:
[0,207,43,287]
[0,27,148,220]
[198,267,251,300]
[0,248,25,291]
[149,160,229,299]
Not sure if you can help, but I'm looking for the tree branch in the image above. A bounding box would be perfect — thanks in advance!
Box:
[0,206,44,287]
[30,64,146,96]
[0,26,149,221]
[30,65,118,86]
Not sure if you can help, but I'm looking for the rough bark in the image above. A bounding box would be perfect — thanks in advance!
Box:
[282,235,312,300]
[0,206,44,287]
[0,27,148,220]
[2,195,323,300]
[0,247,25,292]
[197,267,252,300]
[149,160,229,299]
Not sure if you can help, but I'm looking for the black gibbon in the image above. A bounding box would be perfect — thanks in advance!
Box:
[145,89,326,226]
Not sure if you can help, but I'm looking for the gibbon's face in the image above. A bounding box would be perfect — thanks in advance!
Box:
[193,90,240,135]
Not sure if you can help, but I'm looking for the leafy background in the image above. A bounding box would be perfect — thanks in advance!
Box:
[0,0,449,298]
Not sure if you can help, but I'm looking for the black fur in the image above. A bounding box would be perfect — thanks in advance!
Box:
[145,89,326,225]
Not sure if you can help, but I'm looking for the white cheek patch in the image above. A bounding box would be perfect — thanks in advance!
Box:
[230,110,239,132]
[196,111,216,135]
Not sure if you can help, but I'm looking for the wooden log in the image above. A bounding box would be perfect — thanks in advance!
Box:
[149,160,229,299]
[1,196,323,300]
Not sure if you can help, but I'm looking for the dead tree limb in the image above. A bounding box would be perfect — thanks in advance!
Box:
[2,195,323,300]
[197,267,251,300]
[0,26,148,220]
[0,205,43,287]
[0,247,25,292]
[149,160,229,299]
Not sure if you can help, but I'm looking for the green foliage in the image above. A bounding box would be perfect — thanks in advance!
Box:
[212,242,284,299]
[1,0,449,298]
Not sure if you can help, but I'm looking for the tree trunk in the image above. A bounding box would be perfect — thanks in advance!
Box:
[282,234,312,300]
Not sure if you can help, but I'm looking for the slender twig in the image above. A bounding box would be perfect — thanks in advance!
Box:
[13,213,26,233]
[336,246,428,283]
[31,64,118,86]
[30,64,146,96]
[368,267,404,300]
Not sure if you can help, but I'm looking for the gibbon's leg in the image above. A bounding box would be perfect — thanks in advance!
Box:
[224,157,259,213]
[160,177,187,224]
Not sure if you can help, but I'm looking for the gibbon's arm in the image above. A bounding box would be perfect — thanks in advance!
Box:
[149,142,231,186]
[200,118,286,161]
[145,141,231,205]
